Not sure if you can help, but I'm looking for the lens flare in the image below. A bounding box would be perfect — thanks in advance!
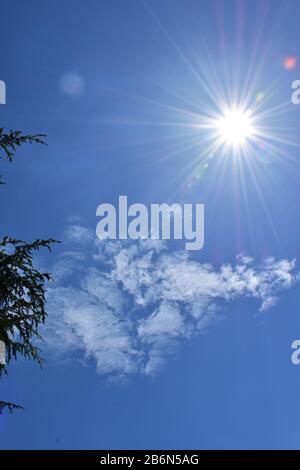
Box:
[283,56,297,70]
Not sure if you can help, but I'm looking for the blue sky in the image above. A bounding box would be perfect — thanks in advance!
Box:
[1,0,300,450]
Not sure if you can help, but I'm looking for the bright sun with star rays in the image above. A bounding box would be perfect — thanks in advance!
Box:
[216,108,255,147]
[104,0,300,201]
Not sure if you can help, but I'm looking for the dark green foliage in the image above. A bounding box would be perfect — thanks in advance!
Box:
[0,129,56,414]
[0,128,46,184]
[0,400,24,414]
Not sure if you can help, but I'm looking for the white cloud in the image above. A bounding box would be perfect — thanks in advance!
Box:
[44,226,299,378]
[65,223,94,244]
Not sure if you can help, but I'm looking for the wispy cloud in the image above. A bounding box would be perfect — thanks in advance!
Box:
[65,221,94,244]
[45,222,299,378]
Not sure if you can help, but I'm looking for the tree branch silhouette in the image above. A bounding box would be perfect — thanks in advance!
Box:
[0,129,57,413]
[0,128,47,184]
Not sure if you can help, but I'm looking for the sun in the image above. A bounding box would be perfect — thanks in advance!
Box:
[216,108,255,147]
